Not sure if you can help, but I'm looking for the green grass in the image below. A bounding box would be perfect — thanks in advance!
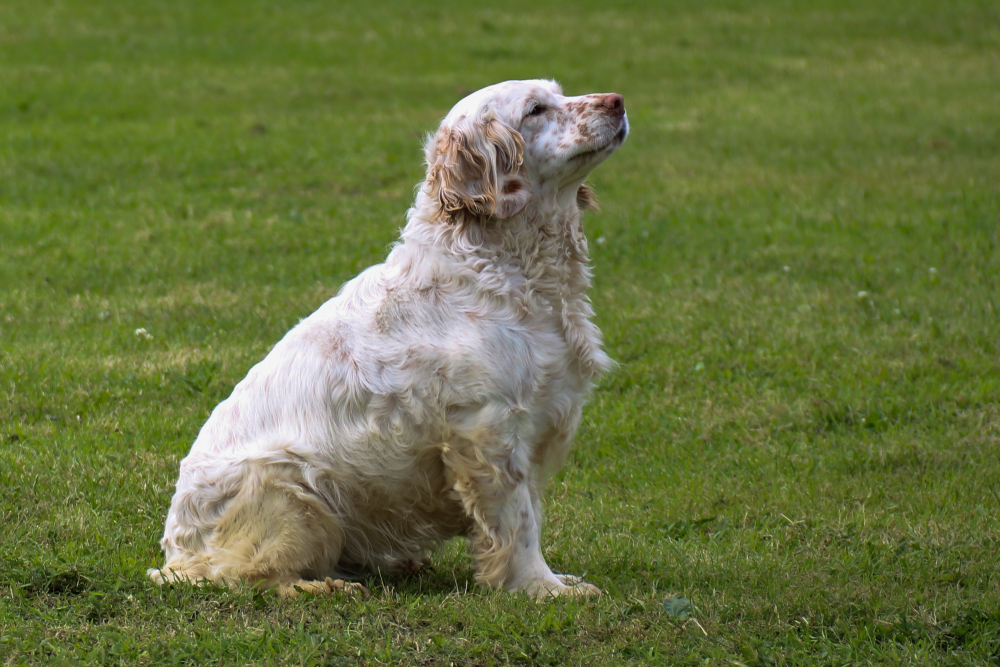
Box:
[2,0,1000,664]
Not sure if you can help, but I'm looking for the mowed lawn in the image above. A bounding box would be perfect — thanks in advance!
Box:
[2,0,999,664]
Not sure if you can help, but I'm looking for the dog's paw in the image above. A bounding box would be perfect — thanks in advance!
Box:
[553,574,601,598]
[276,578,371,599]
[526,575,601,601]
[324,577,371,598]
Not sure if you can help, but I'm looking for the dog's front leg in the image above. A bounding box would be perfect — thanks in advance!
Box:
[441,422,599,599]
[494,481,599,598]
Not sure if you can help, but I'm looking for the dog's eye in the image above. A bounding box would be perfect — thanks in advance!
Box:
[526,104,547,117]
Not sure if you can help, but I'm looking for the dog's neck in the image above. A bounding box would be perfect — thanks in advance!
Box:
[398,189,588,296]
[391,188,610,378]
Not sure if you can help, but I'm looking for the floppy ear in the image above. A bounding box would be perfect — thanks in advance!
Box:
[425,116,530,224]
[576,183,600,212]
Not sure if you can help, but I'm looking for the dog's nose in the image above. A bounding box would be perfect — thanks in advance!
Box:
[602,94,625,117]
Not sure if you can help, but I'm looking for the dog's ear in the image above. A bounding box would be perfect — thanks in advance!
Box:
[576,183,600,212]
[425,116,530,224]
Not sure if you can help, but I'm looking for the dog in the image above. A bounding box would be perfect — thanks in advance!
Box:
[149,79,628,599]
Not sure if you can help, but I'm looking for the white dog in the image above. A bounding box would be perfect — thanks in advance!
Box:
[149,80,628,599]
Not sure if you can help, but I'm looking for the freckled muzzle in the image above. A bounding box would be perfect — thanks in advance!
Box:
[570,93,629,161]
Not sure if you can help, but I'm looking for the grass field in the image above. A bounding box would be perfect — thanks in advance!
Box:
[2,0,1000,664]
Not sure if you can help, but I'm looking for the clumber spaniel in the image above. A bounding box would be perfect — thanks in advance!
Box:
[150,79,628,599]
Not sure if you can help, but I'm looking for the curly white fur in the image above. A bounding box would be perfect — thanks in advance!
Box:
[149,80,628,599]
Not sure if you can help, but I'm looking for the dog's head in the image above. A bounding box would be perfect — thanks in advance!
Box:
[424,80,628,225]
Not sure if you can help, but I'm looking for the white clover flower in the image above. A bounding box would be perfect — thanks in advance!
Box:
[135,328,152,340]
[857,291,869,299]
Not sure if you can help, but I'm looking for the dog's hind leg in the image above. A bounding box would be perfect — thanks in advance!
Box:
[151,464,367,598]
